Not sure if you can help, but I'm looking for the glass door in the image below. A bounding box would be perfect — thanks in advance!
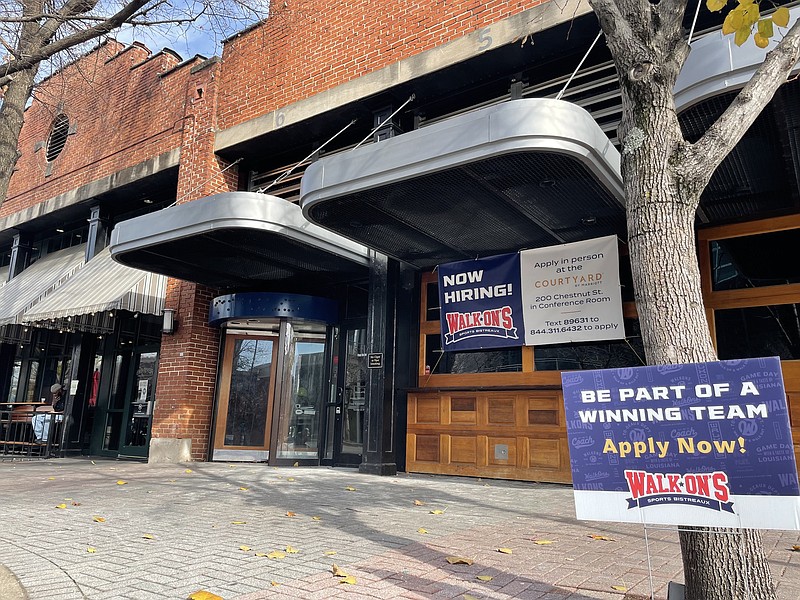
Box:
[119,349,158,458]
[213,334,277,461]
[272,325,327,464]
[335,326,367,465]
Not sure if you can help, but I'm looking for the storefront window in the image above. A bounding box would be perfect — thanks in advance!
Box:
[715,305,800,360]
[711,229,800,291]
[533,319,644,371]
[425,334,522,374]
[6,360,21,403]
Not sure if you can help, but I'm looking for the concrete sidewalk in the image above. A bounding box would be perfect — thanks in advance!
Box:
[0,459,798,600]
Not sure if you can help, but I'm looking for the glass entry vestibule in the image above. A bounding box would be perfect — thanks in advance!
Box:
[212,313,366,466]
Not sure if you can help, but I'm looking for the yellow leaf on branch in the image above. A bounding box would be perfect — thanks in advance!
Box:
[773,7,790,27]
[706,0,727,12]
[754,33,769,48]
[734,27,751,46]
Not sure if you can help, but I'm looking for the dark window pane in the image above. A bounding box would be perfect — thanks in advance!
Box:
[711,230,800,291]
[425,334,521,374]
[716,305,800,360]
[534,318,644,371]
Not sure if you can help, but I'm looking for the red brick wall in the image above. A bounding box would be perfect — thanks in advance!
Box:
[217,0,544,130]
[3,41,210,218]
[151,279,220,460]
[150,57,236,460]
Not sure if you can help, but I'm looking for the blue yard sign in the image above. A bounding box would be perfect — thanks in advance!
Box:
[438,253,523,351]
[561,357,800,529]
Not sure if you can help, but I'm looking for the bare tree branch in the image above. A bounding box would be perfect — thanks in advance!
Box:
[686,18,800,180]
[0,0,152,84]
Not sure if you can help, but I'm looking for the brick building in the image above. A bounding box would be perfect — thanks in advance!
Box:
[3,1,800,479]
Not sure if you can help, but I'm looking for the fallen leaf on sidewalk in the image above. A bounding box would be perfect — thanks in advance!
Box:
[464,594,478,600]
[345,486,357,491]
[588,534,615,541]
[255,552,267,557]
[430,509,445,515]
[143,534,154,540]
[286,511,296,517]
[267,550,285,559]
[287,477,296,482]
[184,469,193,474]
[476,575,493,581]
[92,516,106,523]
[293,461,299,467]
[71,501,81,506]
[239,545,252,552]
[340,575,357,585]
[533,540,553,545]
[271,581,280,586]
[611,585,628,592]
[231,521,247,525]
[47,477,55,481]
[55,503,67,509]
[790,545,800,551]
[418,528,429,534]
[286,545,299,554]
[497,548,513,554]
[413,499,425,506]
[187,592,223,600]
[86,547,96,553]
[324,550,337,555]
[332,563,349,577]
[116,480,127,485]
[312,516,322,521]
[446,556,474,565]
[238,487,248,491]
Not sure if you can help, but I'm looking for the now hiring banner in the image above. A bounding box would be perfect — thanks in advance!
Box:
[437,235,624,352]
[561,357,800,530]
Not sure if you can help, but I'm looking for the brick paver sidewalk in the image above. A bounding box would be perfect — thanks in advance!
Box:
[0,459,798,599]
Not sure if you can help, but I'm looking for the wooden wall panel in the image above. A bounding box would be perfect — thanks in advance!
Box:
[406,390,571,482]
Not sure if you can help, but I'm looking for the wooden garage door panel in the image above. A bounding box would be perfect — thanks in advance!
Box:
[488,397,516,425]
[417,397,441,424]
[788,393,800,427]
[529,438,561,469]
[527,396,560,426]
[416,435,440,462]
[488,437,517,466]
[450,436,477,465]
[451,397,477,424]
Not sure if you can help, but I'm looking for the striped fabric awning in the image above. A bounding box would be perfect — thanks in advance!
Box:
[21,246,167,323]
[0,245,86,326]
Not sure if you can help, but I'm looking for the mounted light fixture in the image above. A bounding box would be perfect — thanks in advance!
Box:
[162,308,177,335]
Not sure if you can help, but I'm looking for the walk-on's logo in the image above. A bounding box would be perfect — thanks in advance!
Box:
[443,306,518,344]
[438,253,523,351]
[624,469,735,514]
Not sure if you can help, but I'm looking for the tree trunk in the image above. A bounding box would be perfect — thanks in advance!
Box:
[0,64,39,205]
[588,1,778,596]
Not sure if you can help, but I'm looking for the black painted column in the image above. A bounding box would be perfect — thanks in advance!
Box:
[8,233,31,281]
[85,205,108,261]
[360,251,400,475]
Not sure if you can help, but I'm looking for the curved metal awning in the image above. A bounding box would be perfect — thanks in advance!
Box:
[300,98,624,268]
[109,192,370,289]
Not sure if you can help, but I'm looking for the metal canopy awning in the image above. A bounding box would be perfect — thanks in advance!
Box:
[300,98,624,268]
[109,192,371,289]
[21,246,167,324]
[0,245,86,326]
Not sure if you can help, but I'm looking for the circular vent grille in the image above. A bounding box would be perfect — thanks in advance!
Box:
[46,114,70,162]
